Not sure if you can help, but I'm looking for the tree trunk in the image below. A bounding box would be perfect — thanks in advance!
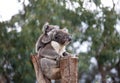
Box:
[31,54,78,83]
[98,64,106,83]
[31,54,47,83]
[60,56,78,83]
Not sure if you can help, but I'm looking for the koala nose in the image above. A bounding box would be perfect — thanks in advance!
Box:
[68,36,72,41]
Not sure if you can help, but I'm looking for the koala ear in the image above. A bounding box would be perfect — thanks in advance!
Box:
[42,22,49,33]
[62,28,68,33]
[41,35,51,43]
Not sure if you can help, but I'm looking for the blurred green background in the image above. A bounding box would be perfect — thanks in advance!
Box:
[0,0,120,83]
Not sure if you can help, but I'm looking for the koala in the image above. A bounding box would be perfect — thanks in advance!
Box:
[39,28,72,81]
[35,22,59,53]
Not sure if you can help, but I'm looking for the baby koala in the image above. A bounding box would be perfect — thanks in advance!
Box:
[35,22,59,53]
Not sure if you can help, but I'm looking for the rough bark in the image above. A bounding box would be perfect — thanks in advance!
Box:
[31,54,47,83]
[60,56,78,83]
[98,64,106,83]
[31,54,78,83]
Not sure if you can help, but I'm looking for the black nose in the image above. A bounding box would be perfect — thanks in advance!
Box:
[68,36,72,41]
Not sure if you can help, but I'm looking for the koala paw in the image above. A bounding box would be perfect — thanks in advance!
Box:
[63,52,69,56]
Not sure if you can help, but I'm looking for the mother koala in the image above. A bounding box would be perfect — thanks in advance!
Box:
[37,27,72,82]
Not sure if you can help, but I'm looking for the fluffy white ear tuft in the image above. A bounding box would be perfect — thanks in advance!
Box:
[62,28,68,33]
[42,22,49,32]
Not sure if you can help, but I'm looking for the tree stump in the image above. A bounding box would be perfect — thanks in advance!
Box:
[60,56,78,83]
[31,54,47,83]
[31,54,78,83]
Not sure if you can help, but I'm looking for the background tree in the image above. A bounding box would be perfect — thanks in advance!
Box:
[0,0,120,83]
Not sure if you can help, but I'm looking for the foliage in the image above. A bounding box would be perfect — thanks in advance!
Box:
[0,0,120,83]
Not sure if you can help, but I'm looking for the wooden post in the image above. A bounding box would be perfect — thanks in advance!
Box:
[60,56,78,83]
[31,54,47,83]
[31,54,78,83]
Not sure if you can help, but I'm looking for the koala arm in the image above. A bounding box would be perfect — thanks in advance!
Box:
[35,35,43,53]
[39,49,60,60]
[35,36,41,53]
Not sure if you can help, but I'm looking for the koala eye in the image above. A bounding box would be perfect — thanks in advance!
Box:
[55,35,61,39]
[55,36,58,39]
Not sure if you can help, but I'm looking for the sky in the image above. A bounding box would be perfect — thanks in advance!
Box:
[0,0,21,21]
[0,0,120,53]
[0,0,120,22]
[0,0,29,21]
